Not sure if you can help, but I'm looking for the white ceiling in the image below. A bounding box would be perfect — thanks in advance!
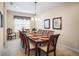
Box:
[5,2,64,14]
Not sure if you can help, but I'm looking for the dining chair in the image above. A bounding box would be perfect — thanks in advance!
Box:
[24,35,36,56]
[25,29,30,33]
[19,31,25,48]
[42,30,48,36]
[37,29,43,35]
[47,31,54,38]
[38,34,60,56]
[19,31,35,55]
[38,30,48,46]
[7,28,16,40]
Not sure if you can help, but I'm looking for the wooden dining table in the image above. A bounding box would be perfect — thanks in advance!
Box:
[26,33,49,56]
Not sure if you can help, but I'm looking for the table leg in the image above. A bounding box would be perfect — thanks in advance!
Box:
[35,43,38,56]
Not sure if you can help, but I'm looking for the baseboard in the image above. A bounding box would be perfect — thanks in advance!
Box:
[59,44,79,53]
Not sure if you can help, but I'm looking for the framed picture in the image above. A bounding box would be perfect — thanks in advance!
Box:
[44,19,50,29]
[0,12,3,27]
[53,17,62,29]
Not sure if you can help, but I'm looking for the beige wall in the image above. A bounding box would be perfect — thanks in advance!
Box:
[36,3,79,52]
[0,2,4,48]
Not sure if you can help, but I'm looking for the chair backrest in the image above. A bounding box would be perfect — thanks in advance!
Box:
[47,31,54,38]
[47,34,60,52]
[19,31,27,44]
[24,35,30,50]
[19,31,30,50]
[22,32,30,50]
[19,31,24,42]
[25,29,30,33]
[7,28,12,35]
[42,30,48,36]
[19,31,22,38]
[37,29,43,35]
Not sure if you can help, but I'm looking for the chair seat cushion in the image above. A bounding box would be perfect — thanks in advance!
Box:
[39,45,47,52]
[39,45,54,52]
[11,33,16,36]
[8,35,12,36]
[8,33,15,36]
[29,42,35,49]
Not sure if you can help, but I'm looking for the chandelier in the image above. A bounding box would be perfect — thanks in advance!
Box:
[34,2,37,16]
[33,2,37,28]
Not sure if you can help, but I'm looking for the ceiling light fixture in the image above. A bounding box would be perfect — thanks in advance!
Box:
[33,2,37,28]
[34,2,37,16]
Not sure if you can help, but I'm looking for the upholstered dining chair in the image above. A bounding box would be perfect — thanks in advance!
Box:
[42,30,48,36]
[22,28,30,34]
[7,28,16,40]
[25,29,30,33]
[37,29,43,35]
[38,34,60,56]
[24,35,35,55]
[19,31,25,48]
[47,31,54,38]
[19,31,35,56]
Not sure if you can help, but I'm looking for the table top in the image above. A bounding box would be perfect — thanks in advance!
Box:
[26,33,49,43]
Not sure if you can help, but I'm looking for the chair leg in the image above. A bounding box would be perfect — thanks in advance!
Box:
[38,48,41,56]
[15,35,16,39]
[28,50,30,56]
[54,50,56,56]
[46,53,48,56]
[8,36,10,40]
[11,36,12,40]
[25,45,27,54]
[7,36,9,40]
[25,49,27,54]
[22,42,24,48]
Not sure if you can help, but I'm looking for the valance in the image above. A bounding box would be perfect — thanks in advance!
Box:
[14,15,31,20]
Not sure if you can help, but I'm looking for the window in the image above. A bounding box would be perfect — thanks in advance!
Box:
[14,16,31,32]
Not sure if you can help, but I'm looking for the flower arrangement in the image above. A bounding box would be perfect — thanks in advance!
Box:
[32,28,37,33]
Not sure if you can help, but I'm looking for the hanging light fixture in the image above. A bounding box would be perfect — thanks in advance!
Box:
[34,2,37,16]
[33,2,37,28]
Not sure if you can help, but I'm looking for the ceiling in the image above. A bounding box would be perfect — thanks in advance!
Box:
[5,2,64,15]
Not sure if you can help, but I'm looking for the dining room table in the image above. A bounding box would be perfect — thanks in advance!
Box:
[26,33,49,56]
